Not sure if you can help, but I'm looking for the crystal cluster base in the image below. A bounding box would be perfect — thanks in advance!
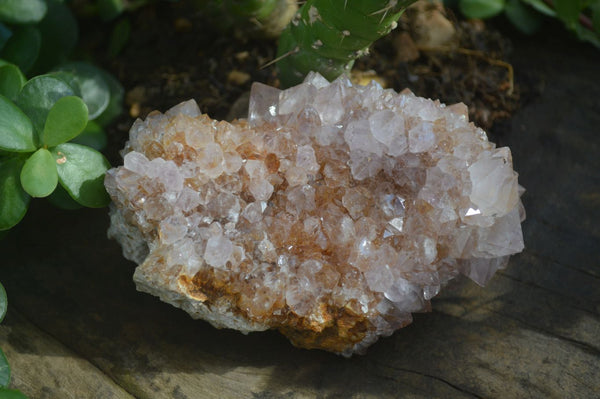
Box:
[105,72,525,356]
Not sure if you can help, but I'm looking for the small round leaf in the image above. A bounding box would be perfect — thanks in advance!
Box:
[0,0,47,24]
[0,25,41,74]
[48,71,82,97]
[0,348,9,388]
[0,64,26,100]
[0,94,35,152]
[70,120,107,151]
[459,0,505,19]
[55,62,110,120]
[0,282,6,322]
[51,143,110,208]
[16,74,76,136]
[42,96,88,147]
[0,157,29,230]
[20,148,58,198]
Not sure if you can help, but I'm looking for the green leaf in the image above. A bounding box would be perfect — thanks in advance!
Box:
[70,120,107,151]
[554,0,581,28]
[0,157,30,230]
[16,74,76,136]
[55,62,110,120]
[0,63,25,100]
[42,96,88,147]
[0,94,35,152]
[520,0,556,17]
[0,348,9,388]
[20,148,58,198]
[505,0,543,34]
[30,0,78,73]
[459,0,506,19]
[47,183,82,210]
[94,68,124,126]
[572,20,600,48]
[0,25,41,74]
[51,143,110,208]
[107,18,131,58]
[0,0,47,24]
[0,281,7,323]
[0,388,28,399]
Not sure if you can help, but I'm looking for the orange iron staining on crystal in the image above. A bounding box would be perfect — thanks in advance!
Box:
[105,72,525,356]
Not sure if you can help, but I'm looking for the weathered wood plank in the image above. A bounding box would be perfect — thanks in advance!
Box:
[0,309,135,398]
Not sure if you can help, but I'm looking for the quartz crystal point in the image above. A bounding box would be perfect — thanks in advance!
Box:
[105,72,525,356]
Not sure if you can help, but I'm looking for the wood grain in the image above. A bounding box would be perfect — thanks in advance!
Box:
[0,30,598,399]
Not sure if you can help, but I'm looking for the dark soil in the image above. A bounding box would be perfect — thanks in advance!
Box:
[75,1,527,164]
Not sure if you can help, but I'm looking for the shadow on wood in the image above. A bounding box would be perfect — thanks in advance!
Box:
[0,25,598,399]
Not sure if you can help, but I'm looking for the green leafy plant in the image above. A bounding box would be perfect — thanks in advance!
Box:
[449,0,600,46]
[0,283,28,398]
[0,0,78,75]
[0,66,115,231]
[0,0,124,234]
[275,0,419,88]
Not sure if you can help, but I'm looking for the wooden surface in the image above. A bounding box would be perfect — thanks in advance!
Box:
[1,32,599,398]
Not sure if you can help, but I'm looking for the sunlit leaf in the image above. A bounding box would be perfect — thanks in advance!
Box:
[16,74,76,136]
[20,148,58,198]
[0,157,29,230]
[51,143,110,208]
[56,62,110,120]
[70,120,107,151]
[505,0,542,34]
[0,94,35,152]
[42,96,88,147]
[0,25,41,74]
[0,63,25,100]
[459,0,505,19]
[0,0,47,24]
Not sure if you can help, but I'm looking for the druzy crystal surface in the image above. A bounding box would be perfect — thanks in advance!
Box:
[105,72,525,356]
